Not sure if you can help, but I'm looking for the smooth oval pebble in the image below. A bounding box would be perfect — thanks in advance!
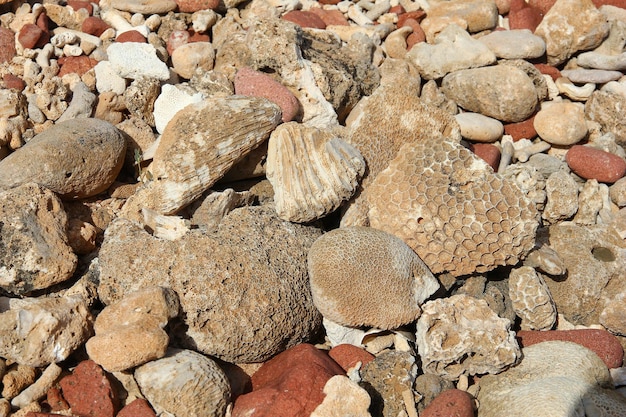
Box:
[566,145,626,183]
[421,389,475,417]
[0,118,126,199]
[478,29,546,59]
[533,102,587,146]
[455,112,504,142]
[560,68,623,84]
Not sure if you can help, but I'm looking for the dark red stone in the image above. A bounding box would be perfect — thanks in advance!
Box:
[592,0,626,7]
[421,389,475,417]
[59,360,119,417]
[36,12,49,33]
[534,63,561,81]
[116,30,147,43]
[46,386,69,411]
[517,329,625,368]
[397,10,426,27]
[3,74,25,91]
[68,0,94,14]
[117,398,157,417]
[18,24,46,49]
[175,0,220,12]
[232,344,345,417]
[528,0,557,14]
[328,344,375,372]
[504,115,537,141]
[389,4,406,14]
[308,7,350,26]
[82,16,111,37]
[282,10,327,29]
[509,0,543,32]
[0,27,16,64]
[471,143,501,171]
[188,31,210,42]
[58,55,98,77]
[566,145,626,184]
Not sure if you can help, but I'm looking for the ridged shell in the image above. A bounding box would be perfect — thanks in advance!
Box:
[266,122,365,223]
[123,96,281,217]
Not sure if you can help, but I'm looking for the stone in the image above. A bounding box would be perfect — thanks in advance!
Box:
[422,0,497,33]
[234,67,300,123]
[585,91,626,147]
[415,294,521,380]
[0,184,77,295]
[478,29,546,59]
[406,24,496,80]
[123,77,160,128]
[535,0,611,66]
[282,10,327,29]
[308,8,350,27]
[152,83,203,134]
[116,30,146,43]
[534,63,562,81]
[232,344,345,417]
[3,74,25,91]
[561,68,623,84]
[577,51,626,71]
[566,145,626,183]
[509,0,543,32]
[308,227,440,329]
[98,205,323,363]
[517,329,624,369]
[175,0,219,12]
[58,56,98,78]
[2,364,37,399]
[266,123,365,223]
[94,61,127,95]
[583,386,626,417]
[166,30,190,55]
[534,102,588,146]
[360,351,418,417]
[11,363,63,409]
[110,0,177,13]
[171,41,215,79]
[310,375,372,417]
[135,349,230,417]
[328,344,375,372]
[509,266,557,330]
[117,399,156,417]
[454,112,503,143]
[477,341,614,417]
[0,118,126,199]
[421,389,475,417]
[106,42,170,81]
[600,288,626,336]
[18,24,47,49]
[82,16,110,36]
[441,65,539,123]
[414,374,456,413]
[542,170,578,224]
[610,177,626,206]
[470,143,501,171]
[0,27,16,63]
[59,360,118,417]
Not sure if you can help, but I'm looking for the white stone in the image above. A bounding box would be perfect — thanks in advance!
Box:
[454,112,503,143]
[153,84,203,134]
[94,61,127,95]
[106,42,169,81]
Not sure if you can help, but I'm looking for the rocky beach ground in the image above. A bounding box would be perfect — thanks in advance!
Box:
[1,0,626,415]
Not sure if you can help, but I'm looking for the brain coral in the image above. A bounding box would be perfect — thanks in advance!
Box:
[366,135,539,276]
[307,226,440,330]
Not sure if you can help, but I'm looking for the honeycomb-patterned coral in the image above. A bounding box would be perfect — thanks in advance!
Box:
[366,136,539,276]
[307,227,440,330]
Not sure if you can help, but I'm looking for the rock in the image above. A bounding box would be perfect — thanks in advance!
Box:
[86,287,179,372]
[109,0,177,13]
[415,294,521,380]
[517,329,624,369]
[421,389,475,417]
[3,74,25,91]
[535,0,610,66]
[577,51,626,71]
[59,360,118,417]
[117,399,156,417]
[11,363,63,409]
[232,344,344,417]
[360,351,418,417]
[98,205,323,363]
[478,29,546,59]
[171,41,215,79]
[18,24,47,49]
[0,118,126,199]
[175,0,219,12]
[106,42,170,81]
[234,67,300,123]
[470,143,501,171]
[585,90,626,147]
[534,102,588,146]
[583,386,626,417]
[152,83,203,134]
[0,27,16,64]
[406,24,496,80]
[134,349,230,417]
[282,10,327,29]
[116,30,146,43]
[0,184,77,295]
[266,123,365,223]
[308,7,350,27]
[310,375,372,417]
[534,63,562,81]
[441,65,539,123]
[422,0,498,33]
[328,344,375,372]
[610,176,626,206]
[414,374,456,413]
[509,0,543,32]
[94,61,127,95]
[166,30,190,55]
[123,77,160,128]
[561,68,623,84]
[81,16,111,36]
[566,145,626,183]
[308,227,440,329]
[477,341,614,417]
[455,112,503,143]
[600,287,626,337]
[542,171,578,223]
[2,364,38,400]
[58,56,98,78]
[509,266,557,330]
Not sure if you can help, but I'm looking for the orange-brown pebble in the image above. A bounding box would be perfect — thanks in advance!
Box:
[117,398,157,417]
[397,10,426,27]
[566,145,626,184]
[328,344,375,372]
[18,24,47,49]
[282,10,327,29]
[46,386,69,412]
[82,16,111,37]
[175,0,219,12]
[68,0,94,14]
[471,143,501,171]
[504,115,537,141]
[116,30,147,43]
[534,63,561,81]
[309,7,350,26]
[388,4,406,14]
[188,31,210,42]
[421,389,475,417]
[0,27,16,63]
[509,0,544,32]
[3,74,25,91]
[58,56,98,77]
[400,18,425,49]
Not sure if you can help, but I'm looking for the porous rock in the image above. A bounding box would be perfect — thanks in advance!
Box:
[98,204,323,363]
[308,227,440,329]
[415,294,521,381]
[585,90,626,147]
[542,170,579,224]
[0,294,93,367]
[0,118,126,199]
[311,375,372,417]
[266,123,365,223]
[0,183,77,295]
[135,349,230,417]
[508,266,557,330]
[59,360,118,417]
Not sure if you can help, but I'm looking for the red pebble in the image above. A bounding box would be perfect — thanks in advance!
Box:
[318,0,341,5]
[421,389,475,417]
[504,115,537,141]
[592,0,626,7]
[396,10,426,27]
[328,344,375,372]
[18,24,46,49]
[388,4,406,14]
[235,66,301,123]
[68,0,94,14]
[308,7,350,26]
[0,27,16,63]
[59,360,119,417]
[82,16,111,37]
[232,344,345,417]
[509,0,543,32]
[282,10,327,29]
[117,398,157,417]
[25,414,69,417]
[471,143,501,171]
[46,386,69,411]
[58,56,98,77]
[167,30,190,55]
[534,63,561,81]
[3,74,25,91]
[517,329,624,369]
[528,0,557,14]
[116,30,147,43]
[566,145,626,184]
[188,31,210,42]
[175,0,219,12]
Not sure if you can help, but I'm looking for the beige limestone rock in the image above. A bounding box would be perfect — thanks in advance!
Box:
[534,102,588,146]
[415,294,520,380]
[123,77,160,128]
[542,171,579,224]
[509,266,557,330]
[423,0,498,33]
[311,375,372,417]
[171,42,215,79]
[0,183,77,295]
[586,90,626,147]
[266,123,365,223]
[600,289,626,336]
[308,227,439,330]
[1,364,37,400]
[582,386,626,416]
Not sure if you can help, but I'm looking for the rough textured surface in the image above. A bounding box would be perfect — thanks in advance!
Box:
[585,90,626,147]
[134,349,231,417]
[509,266,557,330]
[415,294,521,381]
[59,360,118,417]
[98,204,322,363]
[266,123,365,223]
[310,375,372,417]
[308,227,439,329]
[0,183,77,295]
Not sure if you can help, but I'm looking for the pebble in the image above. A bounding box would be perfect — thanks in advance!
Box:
[117,399,157,417]
[109,0,177,14]
[420,389,475,417]
[470,142,501,171]
[106,42,170,81]
[560,68,624,84]
[577,51,626,71]
[566,145,626,183]
[18,24,47,49]
[454,112,504,143]
[508,0,543,32]
[328,344,376,372]
[282,10,327,29]
[59,360,118,417]
[0,27,17,63]
[478,29,546,59]
[116,30,147,43]
[504,116,537,141]
[175,0,220,12]
[533,102,588,146]
[171,41,215,79]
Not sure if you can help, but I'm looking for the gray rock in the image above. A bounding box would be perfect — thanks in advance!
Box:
[561,68,623,84]
[0,118,127,200]
[0,183,77,295]
[98,204,323,363]
[478,29,546,59]
[441,65,538,122]
[56,81,97,123]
